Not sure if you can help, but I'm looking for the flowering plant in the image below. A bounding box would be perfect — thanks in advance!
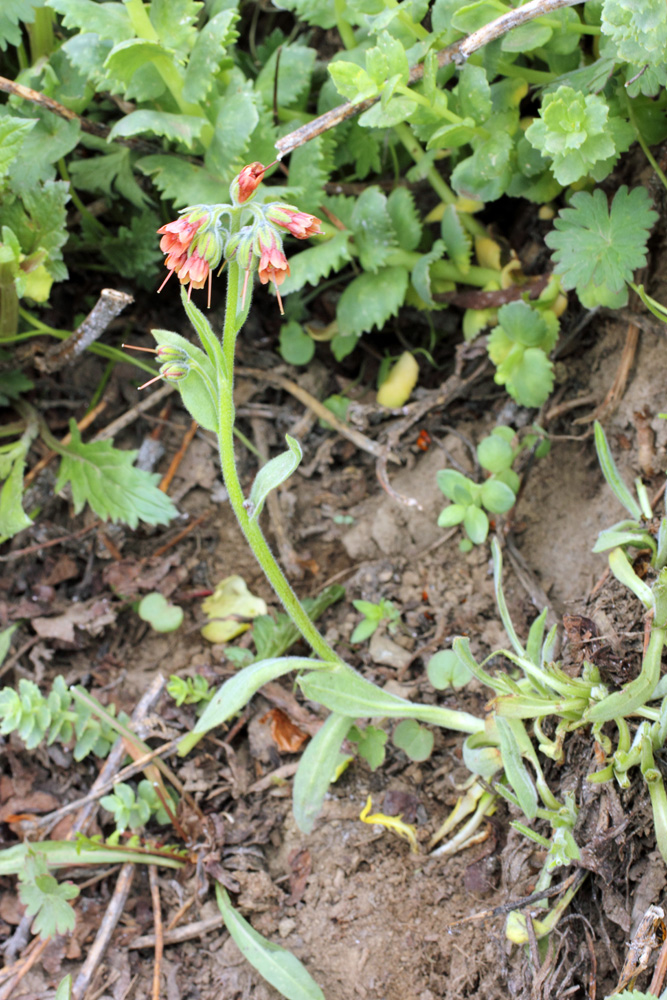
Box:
[155,161,321,313]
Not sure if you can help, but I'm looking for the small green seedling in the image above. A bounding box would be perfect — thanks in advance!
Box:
[138,592,184,633]
[100,780,175,833]
[427,648,473,690]
[437,426,543,550]
[351,598,401,642]
[167,674,213,707]
[347,723,388,770]
[593,420,667,570]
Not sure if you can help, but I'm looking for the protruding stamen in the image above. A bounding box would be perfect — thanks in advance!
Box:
[138,373,164,390]
[122,344,158,353]
[275,282,284,315]
[158,269,174,294]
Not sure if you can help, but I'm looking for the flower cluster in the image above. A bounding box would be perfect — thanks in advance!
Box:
[156,163,322,314]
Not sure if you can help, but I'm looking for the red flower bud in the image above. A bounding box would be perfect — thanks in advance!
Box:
[236,162,266,203]
[265,204,322,239]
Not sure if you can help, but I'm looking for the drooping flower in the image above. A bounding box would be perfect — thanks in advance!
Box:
[265,204,322,239]
[157,207,224,305]
[235,162,266,203]
[157,214,204,256]
[255,226,290,314]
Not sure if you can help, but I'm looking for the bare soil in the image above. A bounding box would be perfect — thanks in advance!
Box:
[2,284,667,1000]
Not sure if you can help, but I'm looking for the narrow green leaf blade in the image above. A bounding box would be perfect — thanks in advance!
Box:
[248,435,302,523]
[216,883,325,1000]
[292,711,354,833]
[594,420,642,520]
[178,657,335,756]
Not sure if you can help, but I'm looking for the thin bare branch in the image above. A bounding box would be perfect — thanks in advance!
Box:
[276,0,591,157]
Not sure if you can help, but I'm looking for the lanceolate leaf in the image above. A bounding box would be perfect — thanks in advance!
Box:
[55,423,177,528]
[292,711,354,833]
[216,884,325,1000]
[178,657,335,756]
[248,435,302,522]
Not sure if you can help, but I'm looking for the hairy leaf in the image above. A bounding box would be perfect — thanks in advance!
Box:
[55,423,177,527]
[281,229,352,295]
[337,266,409,338]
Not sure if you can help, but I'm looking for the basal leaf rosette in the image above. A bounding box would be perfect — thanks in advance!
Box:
[525,86,633,185]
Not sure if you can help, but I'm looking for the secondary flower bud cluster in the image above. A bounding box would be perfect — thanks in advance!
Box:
[156,162,322,314]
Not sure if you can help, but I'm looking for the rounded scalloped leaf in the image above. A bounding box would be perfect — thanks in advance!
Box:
[464,505,489,544]
[436,469,476,505]
[138,592,184,633]
[480,477,517,514]
[494,467,521,494]
[393,719,434,762]
[477,435,514,473]
[427,649,472,691]
[496,300,549,348]
[437,503,466,528]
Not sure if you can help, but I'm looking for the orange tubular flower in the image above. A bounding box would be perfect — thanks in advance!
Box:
[255,228,290,313]
[237,162,266,203]
[157,215,204,255]
[266,205,322,239]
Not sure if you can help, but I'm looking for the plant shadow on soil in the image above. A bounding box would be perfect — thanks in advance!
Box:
[2,300,667,1000]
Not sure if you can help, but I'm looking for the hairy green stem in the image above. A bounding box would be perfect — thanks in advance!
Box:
[216,262,343,666]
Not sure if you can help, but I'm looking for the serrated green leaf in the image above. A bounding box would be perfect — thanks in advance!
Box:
[0,0,42,50]
[97,209,163,288]
[328,60,378,102]
[281,229,352,295]
[358,95,417,128]
[287,135,335,217]
[0,117,36,184]
[0,180,70,280]
[5,108,79,192]
[546,186,657,304]
[451,131,514,202]
[452,0,507,33]
[205,88,258,180]
[411,239,445,307]
[440,205,472,273]
[68,143,150,209]
[0,452,32,539]
[457,63,492,121]
[46,0,133,45]
[350,187,398,272]
[19,853,79,940]
[387,187,421,252]
[137,155,227,207]
[182,9,239,103]
[248,435,302,523]
[256,43,316,108]
[337,266,408,338]
[108,111,207,148]
[149,0,202,57]
[54,423,177,528]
